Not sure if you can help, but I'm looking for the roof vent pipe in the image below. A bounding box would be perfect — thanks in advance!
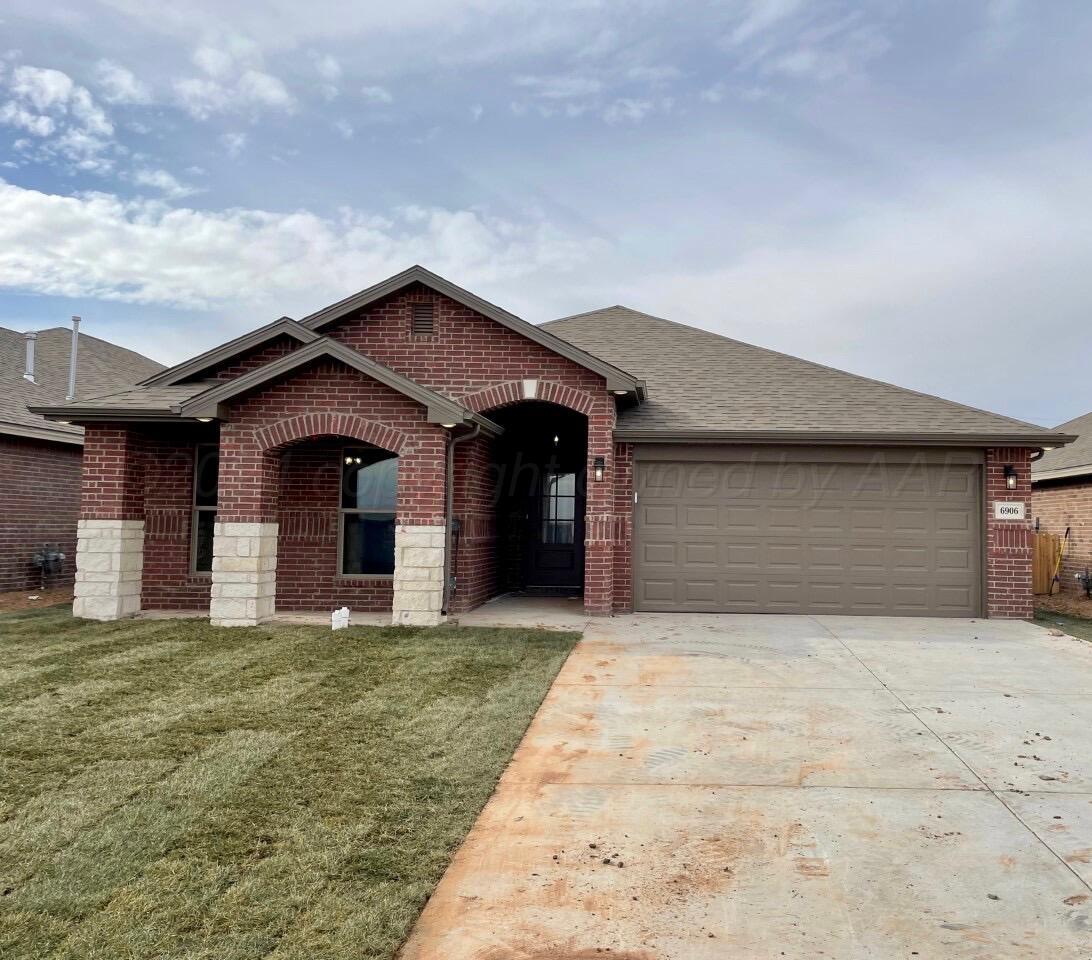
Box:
[66,316,81,401]
[23,331,37,383]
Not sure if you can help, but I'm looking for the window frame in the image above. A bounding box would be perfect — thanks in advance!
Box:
[337,446,398,579]
[190,443,219,575]
[541,470,577,545]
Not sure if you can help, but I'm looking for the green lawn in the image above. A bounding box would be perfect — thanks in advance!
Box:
[1035,609,1092,642]
[0,606,577,959]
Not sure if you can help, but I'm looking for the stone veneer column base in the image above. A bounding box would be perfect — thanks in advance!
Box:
[392,524,446,627]
[209,522,278,627]
[73,519,144,621]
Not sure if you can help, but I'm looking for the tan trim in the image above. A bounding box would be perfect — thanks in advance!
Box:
[632,444,984,464]
[0,420,83,445]
[617,429,1076,447]
[1032,464,1092,482]
[176,338,475,427]
[299,265,646,398]
[140,317,319,387]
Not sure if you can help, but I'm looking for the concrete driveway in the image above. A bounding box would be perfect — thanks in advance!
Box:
[401,611,1092,959]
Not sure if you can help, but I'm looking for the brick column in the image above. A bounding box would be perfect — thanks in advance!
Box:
[73,426,145,621]
[986,447,1034,618]
[210,433,280,627]
[392,429,447,626]
[583,401,617,616]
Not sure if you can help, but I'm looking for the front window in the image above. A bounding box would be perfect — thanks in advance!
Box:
[340,448,398,575]
[192,444,218,573]
[542,471,576,544]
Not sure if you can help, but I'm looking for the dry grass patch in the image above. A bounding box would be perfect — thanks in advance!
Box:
[0,606,577,958]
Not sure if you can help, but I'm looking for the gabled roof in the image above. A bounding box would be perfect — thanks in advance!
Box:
[1032,411,1092,481]
[33,338,501,434]
[2,326,163,444]
[141,316,318,387]
[544,306,1074,447]
[300,265,645,397]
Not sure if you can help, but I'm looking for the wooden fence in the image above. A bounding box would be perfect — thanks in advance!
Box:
[1033,532,1060,595]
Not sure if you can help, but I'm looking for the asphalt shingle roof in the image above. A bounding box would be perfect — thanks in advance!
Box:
[1,326,164,443]
[1032,411,1092,478]
[543,306,1062,442]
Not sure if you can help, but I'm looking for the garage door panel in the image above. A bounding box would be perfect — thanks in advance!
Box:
[635,457,981,616]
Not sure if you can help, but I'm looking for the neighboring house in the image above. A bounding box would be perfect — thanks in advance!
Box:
[32,267,1072,625]
[1,324,164,593]
[1032,411,1092,592]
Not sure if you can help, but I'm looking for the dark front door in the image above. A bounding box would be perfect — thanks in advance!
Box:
[527,469,585,590]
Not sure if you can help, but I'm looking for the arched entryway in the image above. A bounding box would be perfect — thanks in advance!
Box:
[488,402,588,597]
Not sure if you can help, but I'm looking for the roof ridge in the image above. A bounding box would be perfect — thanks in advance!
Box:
[548,305,1049,433]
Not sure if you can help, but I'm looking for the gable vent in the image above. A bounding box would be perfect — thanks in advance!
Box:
[411,302,435,336]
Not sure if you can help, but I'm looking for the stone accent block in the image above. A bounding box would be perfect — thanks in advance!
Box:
[73,518,144,621]
[210,521,278,627]
[393,524,445,627]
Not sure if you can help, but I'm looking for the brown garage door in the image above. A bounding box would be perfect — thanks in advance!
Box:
[634,451,982,616]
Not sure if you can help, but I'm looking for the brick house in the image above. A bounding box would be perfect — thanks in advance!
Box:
[33,267,1072,625]
[1,324,163,592]
[1032,411,1092,592]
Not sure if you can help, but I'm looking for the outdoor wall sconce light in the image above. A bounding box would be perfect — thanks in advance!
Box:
[1003,464,1017,490]
[593,456,605,482]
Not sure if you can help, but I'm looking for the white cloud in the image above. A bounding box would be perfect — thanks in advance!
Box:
[1,64,117,172]
[360,84,393,104]
[0,101,54,136]
[219,131,248,157]
[470,103,484,121]
[94,60,152,104]
[237,69,293,109]
[314,54,341,82]
[175,43,295,118]
[0,180,602,315]
[514,74,602,100]
[603,97,671,124]
[333,118,353,139]
[132,167,200,198]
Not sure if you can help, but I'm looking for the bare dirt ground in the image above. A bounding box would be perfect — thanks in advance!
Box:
[0,586,73,614]
[1037,590,1092,619]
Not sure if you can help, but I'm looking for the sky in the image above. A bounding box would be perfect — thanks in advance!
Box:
[1,0,1090,427]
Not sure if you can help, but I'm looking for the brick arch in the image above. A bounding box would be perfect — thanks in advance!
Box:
[254,413,408,454]
[461,380,597,416]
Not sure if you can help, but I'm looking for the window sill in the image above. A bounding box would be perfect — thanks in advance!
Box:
[336,574,394,581]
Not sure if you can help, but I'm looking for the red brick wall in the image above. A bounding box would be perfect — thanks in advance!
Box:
[612,442,634,613]
[142,431,216,610]
[80,426,146,520]
[325,287,618,614]
[276,442,394,612]
[0,435,82,592]
[449,432,497,613]
[986,447,1035,618]
[1033,477,1092,593]
[218,359,448,526]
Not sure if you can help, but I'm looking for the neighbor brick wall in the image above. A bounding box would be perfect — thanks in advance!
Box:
[0,435,82,592]
[1033,477,1092,592]
[986,447,1035,618]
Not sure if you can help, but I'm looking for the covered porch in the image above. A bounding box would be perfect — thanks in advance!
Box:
[68,388,617,626]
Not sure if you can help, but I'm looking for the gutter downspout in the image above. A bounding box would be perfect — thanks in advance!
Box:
[66,316,81,401]
[443,423,481,615]
[1030,449,1046,462]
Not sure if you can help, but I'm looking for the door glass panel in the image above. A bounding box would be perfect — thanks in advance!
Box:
[542,472,576,545]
